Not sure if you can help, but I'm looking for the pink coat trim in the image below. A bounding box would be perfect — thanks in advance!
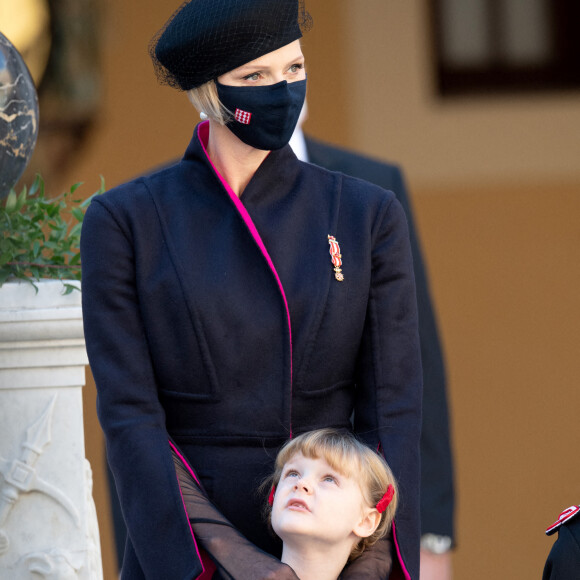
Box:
[392,521,412,580]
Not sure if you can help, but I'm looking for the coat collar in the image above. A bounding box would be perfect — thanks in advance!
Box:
[182,121,302,207]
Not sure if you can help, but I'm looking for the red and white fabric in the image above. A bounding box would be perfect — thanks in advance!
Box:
[545,505,580,535]
[235,109,252,125]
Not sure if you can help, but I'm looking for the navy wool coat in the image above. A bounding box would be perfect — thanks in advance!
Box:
[81,121,423,580]
[305,136,455,541]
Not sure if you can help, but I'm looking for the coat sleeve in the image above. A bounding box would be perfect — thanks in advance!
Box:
[81,197,203,579]
[171,445,300,580]
[353,196,423,580]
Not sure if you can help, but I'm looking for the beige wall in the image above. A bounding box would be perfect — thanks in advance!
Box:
[64,1,580,579]
[414,182,580,578]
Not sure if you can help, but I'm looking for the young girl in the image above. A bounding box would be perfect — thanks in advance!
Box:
[172,429,397,580]
[268,429,398,580]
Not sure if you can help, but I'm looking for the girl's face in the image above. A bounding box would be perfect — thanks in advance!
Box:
[271,452,376,549]
[217,39,306,87]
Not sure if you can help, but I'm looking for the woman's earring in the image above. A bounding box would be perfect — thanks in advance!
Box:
[200,111,208,120]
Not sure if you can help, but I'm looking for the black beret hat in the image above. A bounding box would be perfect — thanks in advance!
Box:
[150,0,312,91]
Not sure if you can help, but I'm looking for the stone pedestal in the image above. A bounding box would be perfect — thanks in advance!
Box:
[0,280,103,579]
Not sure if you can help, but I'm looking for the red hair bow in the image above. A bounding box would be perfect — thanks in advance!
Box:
[268,485,276,506]
[376,484,395,513]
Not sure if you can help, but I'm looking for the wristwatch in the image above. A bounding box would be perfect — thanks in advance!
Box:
[420,533,453,554]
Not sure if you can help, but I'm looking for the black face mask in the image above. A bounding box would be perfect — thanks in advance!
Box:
[216,79,307,151]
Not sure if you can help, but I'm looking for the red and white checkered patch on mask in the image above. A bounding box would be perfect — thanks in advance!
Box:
[235,109,252,125]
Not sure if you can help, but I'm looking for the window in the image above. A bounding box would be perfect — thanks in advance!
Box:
[430,0,580,95]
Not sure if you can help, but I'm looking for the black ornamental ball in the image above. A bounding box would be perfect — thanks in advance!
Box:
[0,31,39,199]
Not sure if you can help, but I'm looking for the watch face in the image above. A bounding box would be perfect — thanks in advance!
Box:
[0,0,52,86]
[421,533,453,554]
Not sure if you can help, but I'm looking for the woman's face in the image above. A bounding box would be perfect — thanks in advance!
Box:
[217,39,305,87]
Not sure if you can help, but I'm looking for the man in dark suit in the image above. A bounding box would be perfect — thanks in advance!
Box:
[290,116,455,579]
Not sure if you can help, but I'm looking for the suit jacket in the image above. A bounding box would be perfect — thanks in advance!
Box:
[543,511,580,580]
[305,136,455,541]
[81,122,422,579]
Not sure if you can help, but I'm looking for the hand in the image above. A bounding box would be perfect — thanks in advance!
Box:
[258,563,300,580]
[420,549,453,580]
[212,561,299,580]
[340,535,393,579]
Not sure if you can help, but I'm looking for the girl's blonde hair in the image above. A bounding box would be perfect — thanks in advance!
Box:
[266,428,398,560]
[186,80,231,125]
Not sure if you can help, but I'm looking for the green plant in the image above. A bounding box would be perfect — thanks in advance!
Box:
[0,175,105,293]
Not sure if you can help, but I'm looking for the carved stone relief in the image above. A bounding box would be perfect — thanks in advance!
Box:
[0,280,102,578]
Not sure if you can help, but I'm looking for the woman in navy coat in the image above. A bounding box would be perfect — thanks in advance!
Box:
[81,1,422,578]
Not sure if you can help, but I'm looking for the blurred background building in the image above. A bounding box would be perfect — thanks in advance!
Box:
[2,1,579,578]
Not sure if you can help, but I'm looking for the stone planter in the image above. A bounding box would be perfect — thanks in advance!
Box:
[0,280,102,579]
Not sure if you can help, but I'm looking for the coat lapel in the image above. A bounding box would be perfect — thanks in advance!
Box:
[241,145,343,394]
[145,123,343,427]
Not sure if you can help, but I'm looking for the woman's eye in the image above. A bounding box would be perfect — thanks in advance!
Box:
[289,63,304,73]
[244,72,261,81]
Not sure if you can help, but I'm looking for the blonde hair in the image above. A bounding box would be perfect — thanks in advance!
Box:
[266,429,398,560]
[186,79,232,125]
